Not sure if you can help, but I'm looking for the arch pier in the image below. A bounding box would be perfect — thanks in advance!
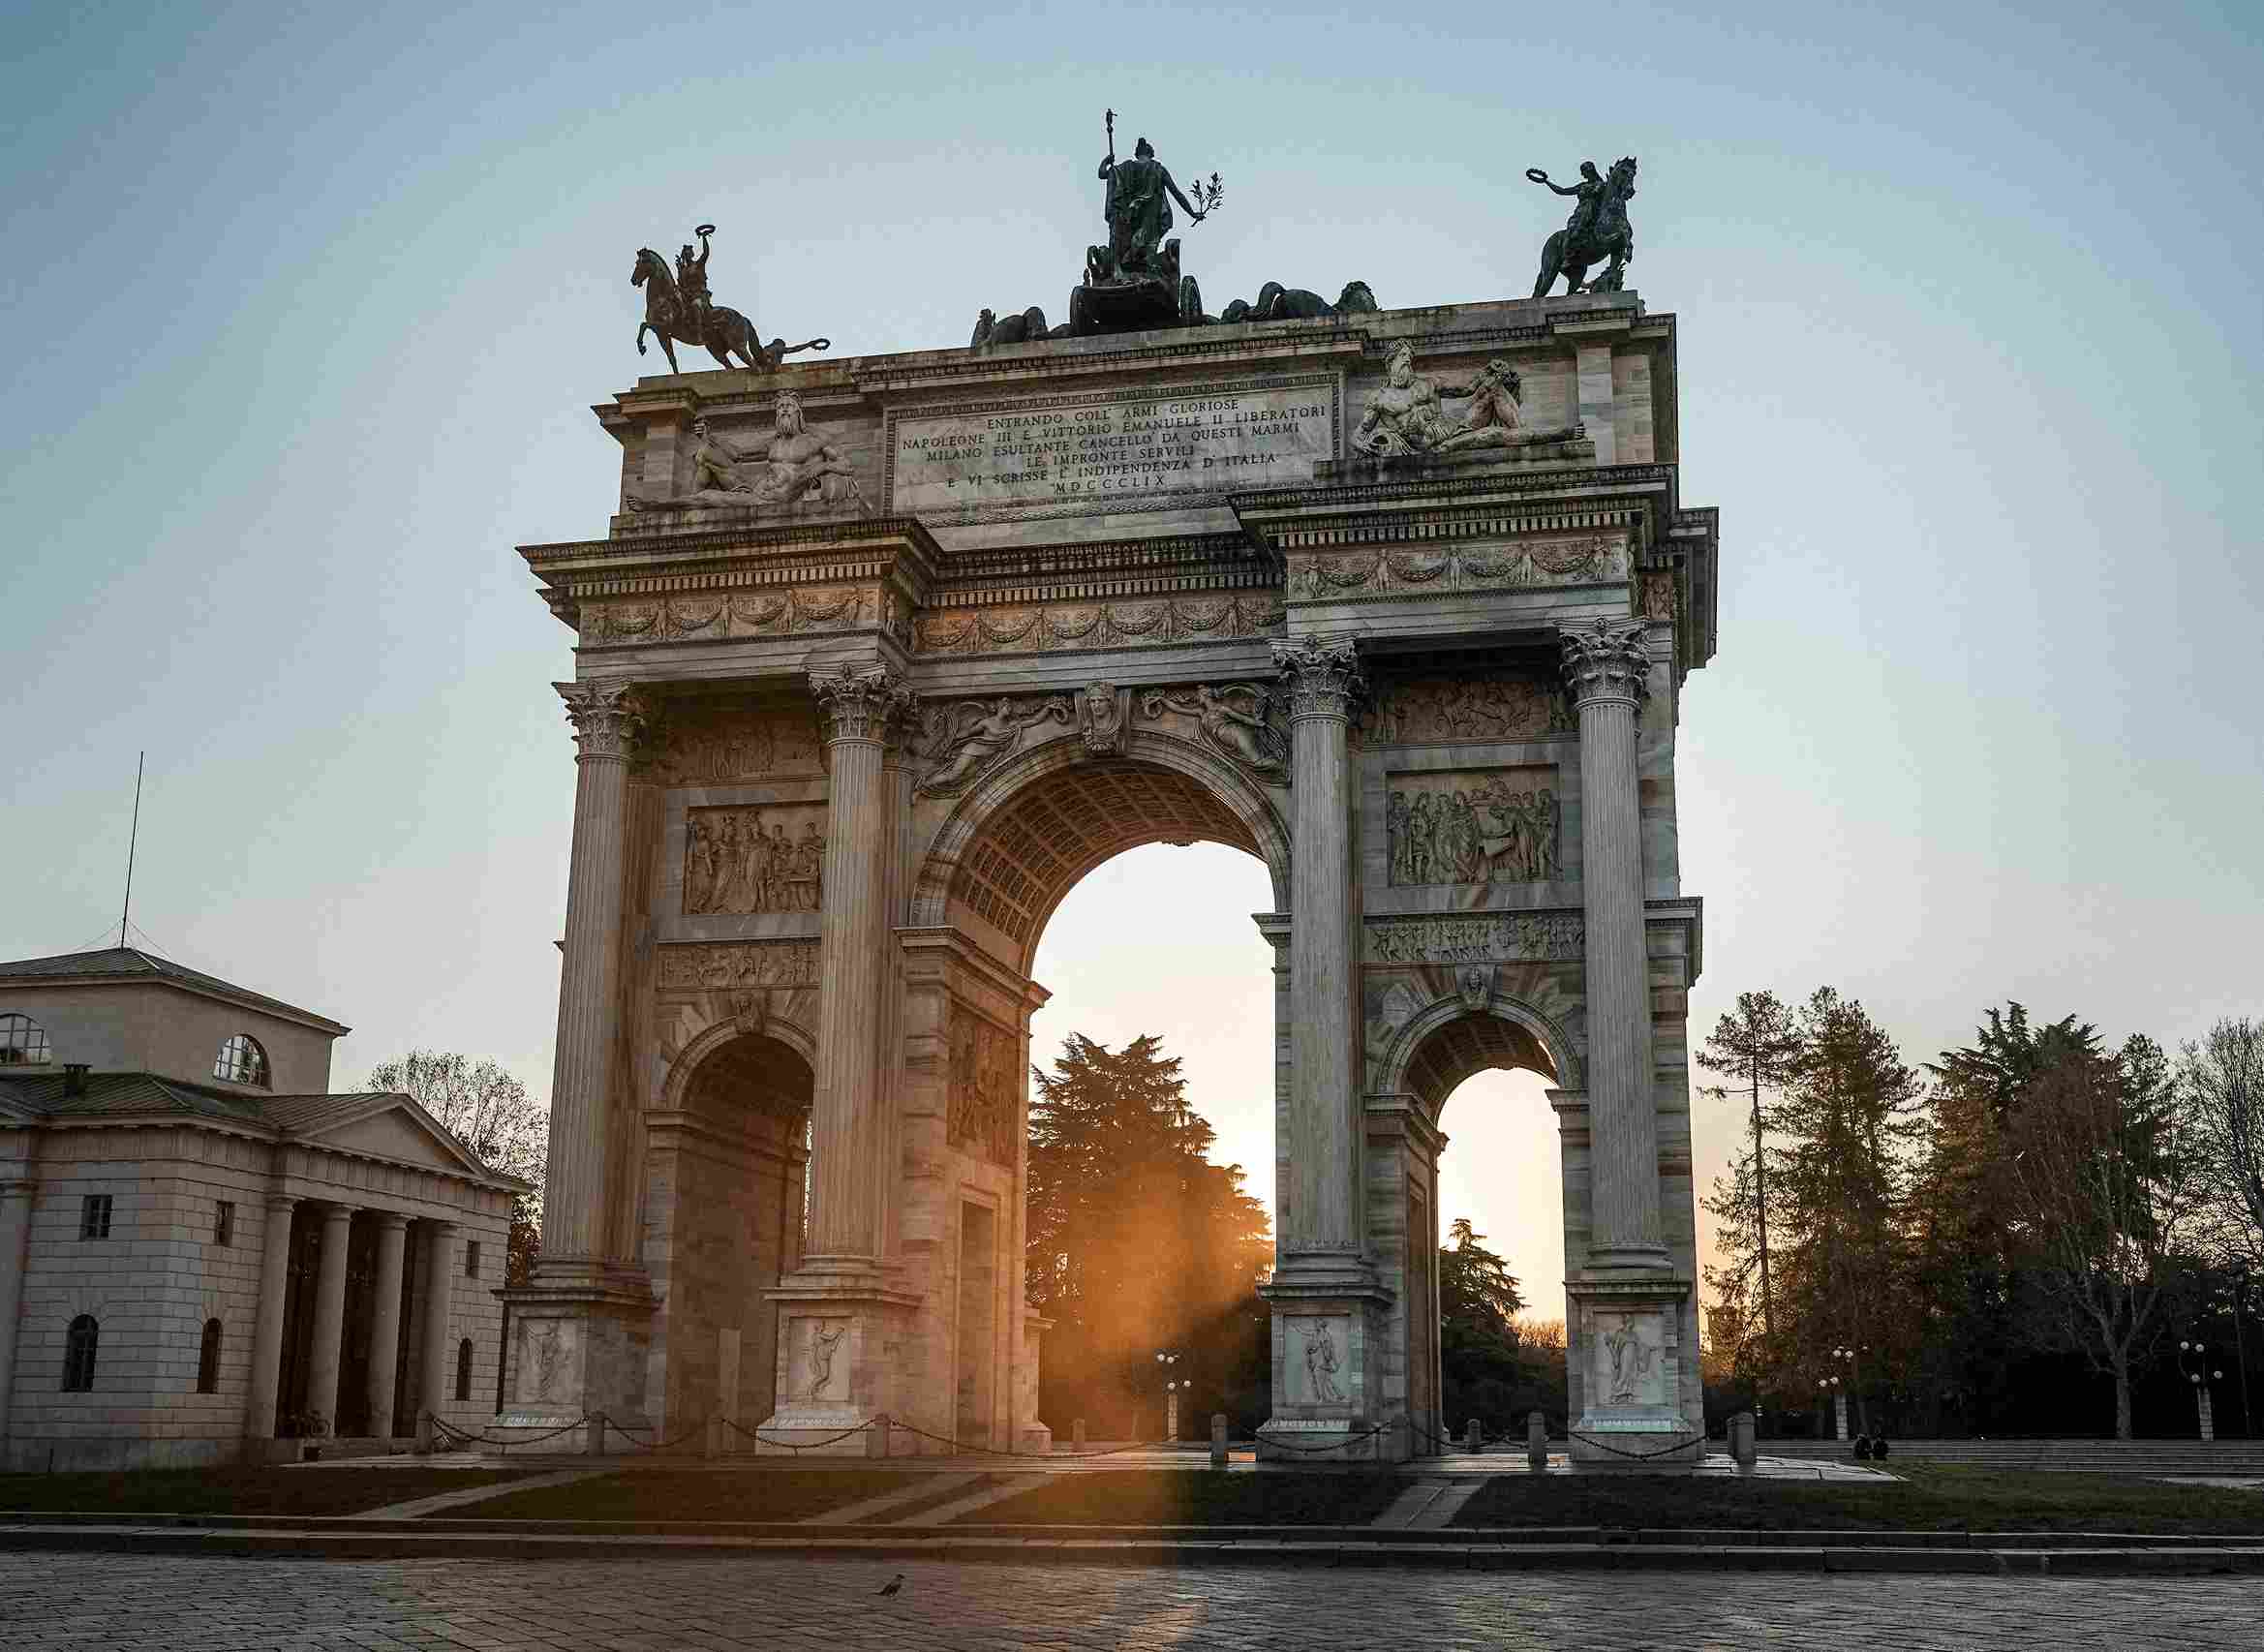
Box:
[507,288,1720,1462]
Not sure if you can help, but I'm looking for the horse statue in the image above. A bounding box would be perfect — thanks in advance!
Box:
[1528,157,1637,298]
[630,246,829,375]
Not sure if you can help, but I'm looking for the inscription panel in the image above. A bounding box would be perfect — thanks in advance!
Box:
[887,376,1339,522]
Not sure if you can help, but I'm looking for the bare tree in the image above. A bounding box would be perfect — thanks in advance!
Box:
[2007,1036,2197,1439]
[2183,1019,2264,1269]
[366,1050,548,1284]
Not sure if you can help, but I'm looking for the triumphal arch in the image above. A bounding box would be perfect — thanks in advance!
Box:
[505,176,1719,1460]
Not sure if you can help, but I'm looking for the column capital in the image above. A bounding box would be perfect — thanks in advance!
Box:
[375,1211,412,1233]
[1270,634,1363,721]
[422,1217,460,1236]
[809,663,913,746]
[320,1203,358,1226]
[264,1192,300,1213]
[1556,619,1652,712]
[555,680,648,760]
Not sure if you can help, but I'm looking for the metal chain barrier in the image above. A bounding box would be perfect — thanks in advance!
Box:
[719,1417,876,1453]
[1566,1429,1708,1462]
[1254,1420,1397,1456]
[428,1414,595,1449]
[885,1418,1150,1461]
[593,1412,711,1454]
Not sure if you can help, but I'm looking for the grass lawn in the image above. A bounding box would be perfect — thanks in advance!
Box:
[953,1469,1411,1526]
[0,1467,535,1517]
[1452,1462,2264,1536]
[445,1469,932,1522]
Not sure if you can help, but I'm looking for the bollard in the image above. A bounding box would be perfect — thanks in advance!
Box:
[1209,1413,1228,1467]
[1073,1418,1086,1452]
[586,1416,606,1456]
[1464,1418,1483,1454]
[1526,1409,1547,1471]
[866,1412,890,1459]
[706,1415,723,1460]
[414,1411,435,1455]
[1730,1410,1757,1467]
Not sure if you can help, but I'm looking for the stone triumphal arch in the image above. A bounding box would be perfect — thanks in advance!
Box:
[505,284,1719,1462]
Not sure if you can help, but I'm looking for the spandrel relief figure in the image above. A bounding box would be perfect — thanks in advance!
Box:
[917,695,1072,796]
[1140,683,1286,778]
[802,1321,847,1402]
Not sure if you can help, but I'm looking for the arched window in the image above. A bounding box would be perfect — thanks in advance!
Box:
[62,1315,99,1392]
[212,1033,269,1086]
[454,1338,474,1402]
[197,1318,223,1393]
[0,1013,49,1066]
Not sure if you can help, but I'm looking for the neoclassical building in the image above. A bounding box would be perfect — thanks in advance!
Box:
[509,286,1719,1461]
[0,948,516,1470]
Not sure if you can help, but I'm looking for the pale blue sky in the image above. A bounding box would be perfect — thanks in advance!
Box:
[6,2,2260,1314]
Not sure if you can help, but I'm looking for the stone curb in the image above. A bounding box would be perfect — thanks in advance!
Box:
[4,1523,2262,1576]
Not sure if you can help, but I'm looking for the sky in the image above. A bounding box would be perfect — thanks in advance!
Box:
[6,2,2261,1323]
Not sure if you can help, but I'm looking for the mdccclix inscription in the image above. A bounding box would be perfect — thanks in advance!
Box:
[889,381,1335,517]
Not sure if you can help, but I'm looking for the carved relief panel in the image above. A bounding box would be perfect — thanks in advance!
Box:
[514,1317,577,1405]
[948,1012,1023,1168]
[1591,1310,1667,1408]
[652,706,822,786]
[1284,1315,1351,1405]
[684,805,826,914]
[790,1315,853,1404]
[657,939,821,989]
[1363,673,1572,746]
[1386,767,1561,887]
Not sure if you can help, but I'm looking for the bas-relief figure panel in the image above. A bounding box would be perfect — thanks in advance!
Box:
[1364,911,1584,965]
[948,1012,1021,1168]
[684,806,825,914]
[1387,769,1560,887]
[652,707,822,786]
[658,939,822,990]
[1592,1311,1667,1407]
[790,1316,852,1405]
[515,1318,576,1405]
[1362,673,1574,746]
[1284,1315,1350,1405]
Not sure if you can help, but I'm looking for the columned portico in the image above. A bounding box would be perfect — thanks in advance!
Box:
[245,1194,298,1440]
[366,1213,411,1436]
[0,1180,35,1445]
[418,1220,458,1431]
[303,1203,355,1434]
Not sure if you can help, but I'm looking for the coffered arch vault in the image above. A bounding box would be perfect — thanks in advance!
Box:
[911,729,1292,969]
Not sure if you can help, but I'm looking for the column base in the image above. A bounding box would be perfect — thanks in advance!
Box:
[756,1268,925,1456]
[1257,1272,1405,1463]
[496,1271,656,1432]
[1565,1280,1700,1467]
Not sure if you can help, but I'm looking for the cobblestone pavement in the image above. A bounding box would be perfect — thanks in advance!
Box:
[3,1553,2260,1650]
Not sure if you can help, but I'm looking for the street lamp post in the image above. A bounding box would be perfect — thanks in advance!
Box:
[1817,1374,1845,1442]
[2179,1340,2225,1443]
[1155,1350,1189,1444]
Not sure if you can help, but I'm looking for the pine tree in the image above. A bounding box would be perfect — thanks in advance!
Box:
[1696,992,1802,1363]
[1025,1032,1271,1432]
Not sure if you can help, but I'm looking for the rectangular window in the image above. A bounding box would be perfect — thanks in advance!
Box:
[214,1201,234,1247]
[78,1194,111,1240]
[463,1239,481,1278]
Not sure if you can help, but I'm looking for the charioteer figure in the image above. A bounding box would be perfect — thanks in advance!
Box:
[1070,109,1222,336]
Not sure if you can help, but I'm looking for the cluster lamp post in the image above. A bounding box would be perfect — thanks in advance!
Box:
[1156,1349,1188,1444]
[2179,1339,2225,1443]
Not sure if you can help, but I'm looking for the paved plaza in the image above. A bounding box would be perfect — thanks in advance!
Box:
[2,1551,2258,1650]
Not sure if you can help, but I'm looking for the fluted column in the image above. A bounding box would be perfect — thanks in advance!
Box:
[0,1181,36,1445]
[365,1213,410,1437]
[805,664,910,1264]
[245,1194,298,1438]
[1272,636,1364,1263]
[419,1221,458,1422]
[541,681,645,1265]
[304,1204,355,1433]
[1560,619,1666,1267]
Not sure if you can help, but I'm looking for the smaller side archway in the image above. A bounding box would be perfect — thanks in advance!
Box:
[643,1028,814,1432]
[1368,994,1582,1456]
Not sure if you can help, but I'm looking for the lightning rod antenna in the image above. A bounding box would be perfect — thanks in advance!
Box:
[119,751,144,951]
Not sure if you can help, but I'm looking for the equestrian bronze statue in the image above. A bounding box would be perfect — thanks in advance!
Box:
[1527,157,1637,297]
[630,224,830,374]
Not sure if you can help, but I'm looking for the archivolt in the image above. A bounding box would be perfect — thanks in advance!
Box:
[1380,994,1581,1117]
[660,1014,816,1118]
[909,728,1291,966]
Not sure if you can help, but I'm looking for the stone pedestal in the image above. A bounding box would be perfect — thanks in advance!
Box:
[1567,1284,1700,1465]
[754,1292,919,1453]
[1256,1295,1394,1461]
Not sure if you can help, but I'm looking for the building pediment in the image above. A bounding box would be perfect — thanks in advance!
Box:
[286,1093,517,1186]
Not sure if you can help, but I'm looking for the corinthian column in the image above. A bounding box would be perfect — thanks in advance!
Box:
[1271,636,1364,1269]
[806,664,911,1266]
[541,680,645,1267]
[1560,619,1666,1268]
